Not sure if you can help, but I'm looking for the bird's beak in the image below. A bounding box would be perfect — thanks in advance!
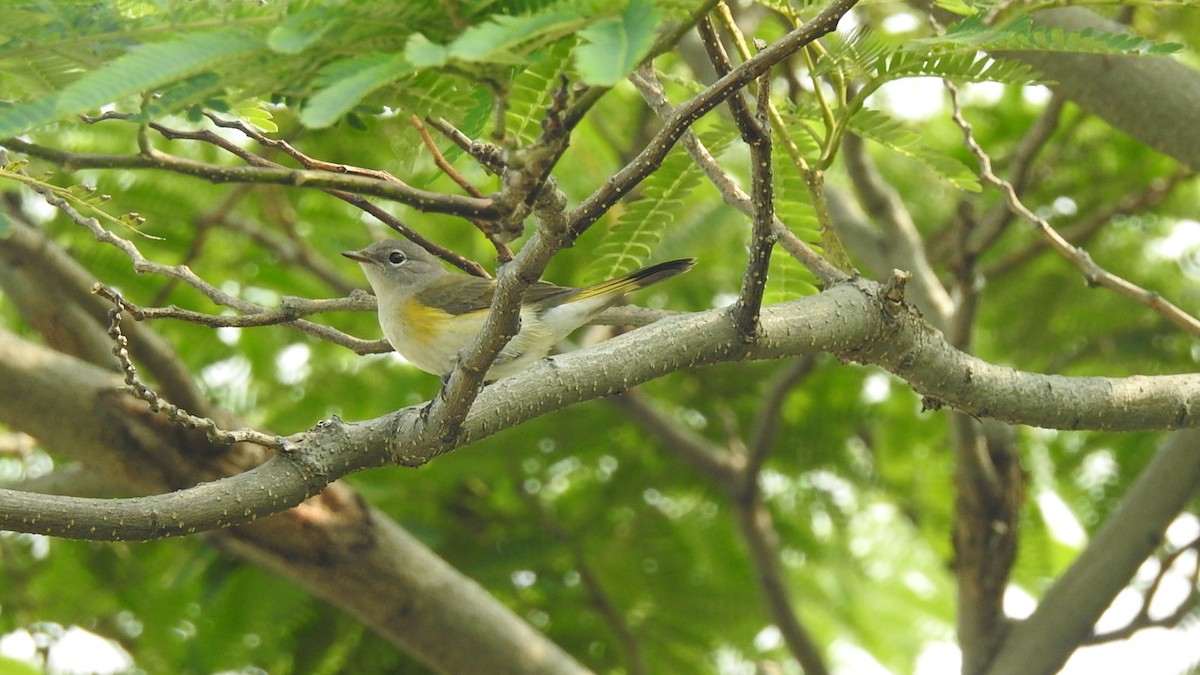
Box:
[341,249,372,264]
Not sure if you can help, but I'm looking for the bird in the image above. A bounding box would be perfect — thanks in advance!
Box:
[343,239,694,380]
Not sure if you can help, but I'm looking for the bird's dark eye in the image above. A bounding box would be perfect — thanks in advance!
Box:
[387,250,407,265]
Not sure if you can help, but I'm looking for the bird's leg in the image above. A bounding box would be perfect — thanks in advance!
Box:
[416,372,453,425]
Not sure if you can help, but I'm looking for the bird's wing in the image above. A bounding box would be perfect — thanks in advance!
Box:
[415,277,574,315]
[414,276,496,316]
[522,281,576,307]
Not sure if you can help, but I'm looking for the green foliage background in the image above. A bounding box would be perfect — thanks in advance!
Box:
[1,0,1198,673]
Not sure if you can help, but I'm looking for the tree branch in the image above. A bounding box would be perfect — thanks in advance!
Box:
[0,211,211,413]
[962,93,1066,257]
[567,0,860,239]
[842,132,954,327]
[1084,533,1200,645]
[613,388,830,675]
[731,50,776,339]
[946,81,1200,338]
[992,7,1200,172]
[627,67,845,287]
[0,331,589,675]
[3,275,1199,540]
[954,418,1024,675]
[1,136,502,221]
[984,428,1200,675]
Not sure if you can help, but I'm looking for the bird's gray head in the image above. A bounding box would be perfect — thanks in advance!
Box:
[341,239,447,294]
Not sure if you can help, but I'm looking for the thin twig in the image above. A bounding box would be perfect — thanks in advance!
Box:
[612,388,830,675]
[842,132,954,326]
[202,111,393,181]
[513,471,650,675]
[946,81,1200,338]
[715,2,817,175]
[697,16,756,139]
[94,287,370,327]
[559,0,726,132]
[95,285,289,451]
[410,114,515,262]
[731,54,776,339]
[4,133,498,216]
[1084,534,1200,644]
[566,0,860,239]
[697,15,775,336]
[209,208,360,295]
[23,113,494,276]
[964,94,1067,255]
[745,357,816,481]
[201,113,489,276]
[984,169,1193,279]
[428,117,508,175]
[627,67,846,287]
[411,115,485,198]
[32,179,385,353]
[698,17,777,331]
[418,86,578,448]
[609,392,736,485]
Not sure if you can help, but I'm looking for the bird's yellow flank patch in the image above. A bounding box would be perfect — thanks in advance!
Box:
[400,298,450,345]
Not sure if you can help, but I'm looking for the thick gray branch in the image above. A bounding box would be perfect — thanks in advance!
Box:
[985,428,1200,675]
[0,331,586,675]
[998,8,1200,170]
[2,277,1198,540]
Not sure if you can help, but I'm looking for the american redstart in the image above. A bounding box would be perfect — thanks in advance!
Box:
[343,239,694,380]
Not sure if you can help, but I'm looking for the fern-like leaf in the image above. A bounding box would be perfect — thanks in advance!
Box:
[876,51,1040,86]
[406,1,599,68]
[301,53,412,129]
[56,28,266,117]
[505,40,574,146]
[764,246,821,305]
[925,14,1183,55]
[268,8,341,54]
[775,106,825,159]
[0,28,267,137]
[574,0,658,86]
[765,150,821,304]
[590,144,706,282]
[848,108,981,192]
[817,26,895,81]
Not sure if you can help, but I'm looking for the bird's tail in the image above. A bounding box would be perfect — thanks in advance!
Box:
[574,259,696,301]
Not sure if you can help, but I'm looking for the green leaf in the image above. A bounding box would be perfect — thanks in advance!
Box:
[406,3,597,69]
[268,8,340,54]
[129,72,222,122]
[505,40,574,145]
[848,107,981,192]
[765,243,821,304]
[301,53,412,128]
[819,26,894,81]
[574,0,659,86]
[404,33,451,69]
[590,142,708,282]
[56,29,265,117]
[928,14,1184,55]
[933,0,975,15]
[878,51,1040,86]
[765,146,821,303]
[235,102,278,133]
[0,98,57,139]
[0,27,265,137]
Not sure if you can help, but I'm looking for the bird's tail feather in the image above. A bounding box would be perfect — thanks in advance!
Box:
[573,259,695,301]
